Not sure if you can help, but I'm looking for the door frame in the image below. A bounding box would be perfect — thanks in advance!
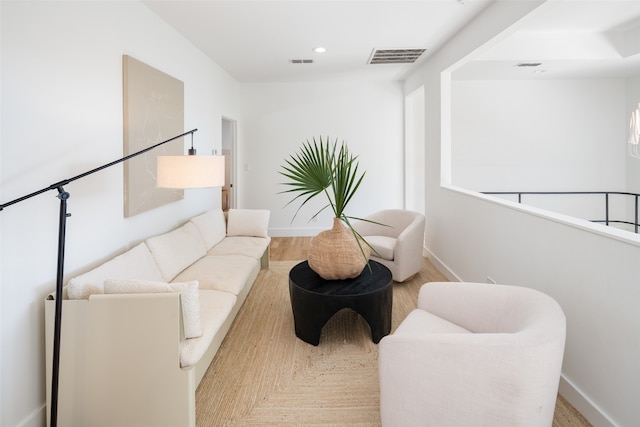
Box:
[221,116,237,210]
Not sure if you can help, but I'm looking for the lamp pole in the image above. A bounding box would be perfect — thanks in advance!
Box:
[0,128,197,427]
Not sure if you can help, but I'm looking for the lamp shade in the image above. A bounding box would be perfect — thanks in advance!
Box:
[156,155,225,188]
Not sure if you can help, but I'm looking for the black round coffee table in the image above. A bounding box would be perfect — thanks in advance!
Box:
[288,260,393,346]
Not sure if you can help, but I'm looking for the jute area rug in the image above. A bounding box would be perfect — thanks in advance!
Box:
[195,260,591,427]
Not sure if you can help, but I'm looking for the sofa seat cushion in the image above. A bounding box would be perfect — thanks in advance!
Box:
[365,236,396,261]
[207,236,271,260]
[172,255,260,295]
[179,289,236,367]
[395,309,471,335]
[67,242,164,300]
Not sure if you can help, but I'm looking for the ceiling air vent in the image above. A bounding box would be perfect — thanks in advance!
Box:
[290,59,314,64]
[368,48,426,64]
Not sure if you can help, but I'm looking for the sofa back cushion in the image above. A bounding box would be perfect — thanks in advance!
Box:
[67,242,163,300]
[146,222,207,282]
[226,209,270,237]
[104,279,202,339]
[190,209,227,250]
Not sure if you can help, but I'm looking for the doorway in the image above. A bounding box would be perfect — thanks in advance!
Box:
[221,117,237,211]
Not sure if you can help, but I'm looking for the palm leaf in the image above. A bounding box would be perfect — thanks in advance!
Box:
[278,136,366,227]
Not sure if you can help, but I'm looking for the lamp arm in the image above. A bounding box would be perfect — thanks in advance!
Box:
[0,128,197,211]
[0,127,197,427]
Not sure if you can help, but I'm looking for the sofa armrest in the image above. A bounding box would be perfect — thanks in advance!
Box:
[392,215,425,261]
[46,293,196,427]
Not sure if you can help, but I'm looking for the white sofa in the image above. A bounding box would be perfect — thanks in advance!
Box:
[44,208,270,427]
[379,282,566,427]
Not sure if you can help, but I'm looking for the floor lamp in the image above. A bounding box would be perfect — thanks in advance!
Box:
[0,128,225,427]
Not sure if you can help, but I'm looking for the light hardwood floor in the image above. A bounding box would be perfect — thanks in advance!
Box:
[269,236,313,261]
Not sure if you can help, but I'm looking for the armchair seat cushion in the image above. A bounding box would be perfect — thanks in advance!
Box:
[365,236,396,261]
[395,309,471,335]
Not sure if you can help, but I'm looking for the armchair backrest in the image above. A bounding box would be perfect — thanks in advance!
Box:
[357,209,424,238]
[380,281,566,426]
[418,282,566,345]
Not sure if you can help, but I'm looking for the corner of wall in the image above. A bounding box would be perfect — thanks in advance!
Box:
[423,245,461,282]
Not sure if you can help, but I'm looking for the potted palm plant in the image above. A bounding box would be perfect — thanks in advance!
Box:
[279,136,371,280]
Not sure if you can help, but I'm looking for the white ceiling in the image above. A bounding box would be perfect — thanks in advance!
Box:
[453,0,640,80]
[142,0,640,83]
[142,0,493,82]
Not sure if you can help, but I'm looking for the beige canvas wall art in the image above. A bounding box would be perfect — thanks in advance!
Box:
[123,55,184,217]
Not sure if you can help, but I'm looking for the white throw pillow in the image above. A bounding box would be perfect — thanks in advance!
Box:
[145,222,207,282]
[104,279,202,339]
[190,209,226,250]
[226,209,270,238]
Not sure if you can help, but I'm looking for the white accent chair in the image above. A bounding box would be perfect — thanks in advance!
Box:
[379,282,566,427]
[352,209,425,282]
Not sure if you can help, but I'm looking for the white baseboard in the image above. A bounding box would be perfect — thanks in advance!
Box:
[423,245,462,282]
[17,404,45,427]
[268,227,323,237]
[559,376,616,427]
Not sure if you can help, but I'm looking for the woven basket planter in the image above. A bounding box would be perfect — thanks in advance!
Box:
[308,218,370,280]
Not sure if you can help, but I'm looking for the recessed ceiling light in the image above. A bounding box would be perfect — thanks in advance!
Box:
[312,47,327,54]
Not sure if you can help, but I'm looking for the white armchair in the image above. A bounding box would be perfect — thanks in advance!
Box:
[379,282,566,427]
[352,209,425,282]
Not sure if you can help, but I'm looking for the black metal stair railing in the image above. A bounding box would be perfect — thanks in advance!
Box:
[482,191,640,234]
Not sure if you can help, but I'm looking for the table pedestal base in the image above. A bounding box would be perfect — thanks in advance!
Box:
[288,261,393,346]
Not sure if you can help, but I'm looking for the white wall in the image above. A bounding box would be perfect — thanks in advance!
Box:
[452,78,627,224]
[239,81,404,236]
[405,0,640,425]
[404,86,426,213]
[0,1,242,425]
